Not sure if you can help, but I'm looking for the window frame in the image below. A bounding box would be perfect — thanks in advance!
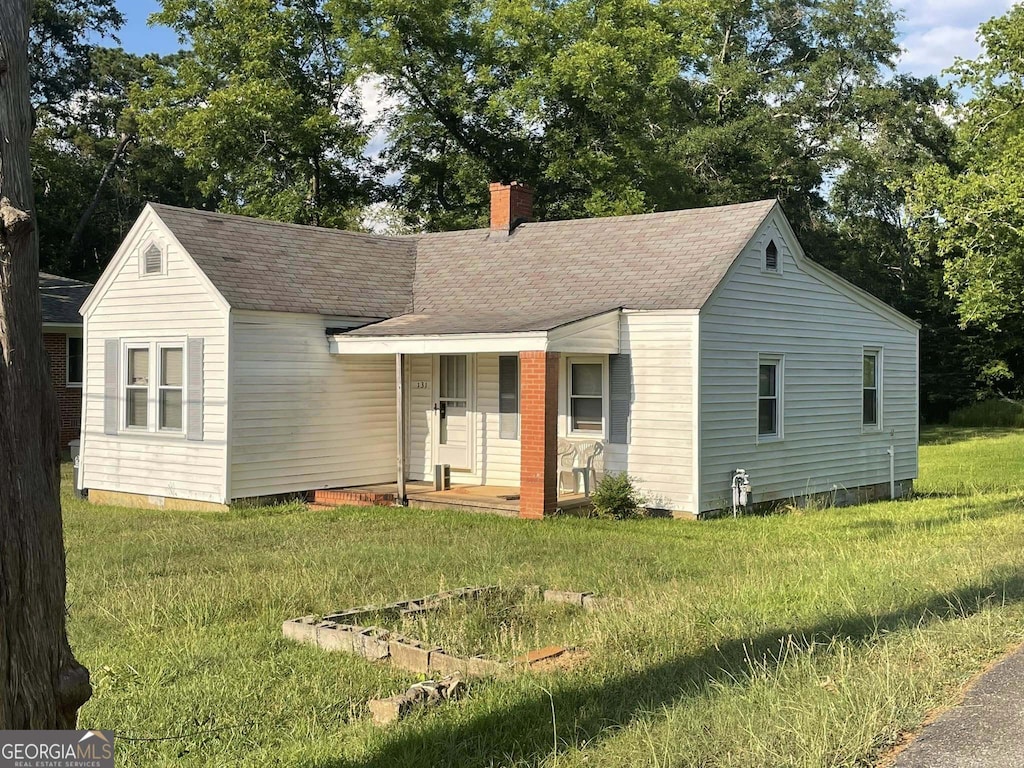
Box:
[862,347,882,431]
[66,335,84,387]
[139,240,166,277]
[157,343,185,433]
[123,342,152,431]
[567,356,608,438]
[121,339,188,436]
[756,354,784,443]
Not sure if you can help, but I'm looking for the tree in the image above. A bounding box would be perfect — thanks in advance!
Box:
[29,0,123,115]
[910,4,1024,397]
[330,0,902,231]
[0,0,91,728]
[133,0,373,228]
[32,47,216,279]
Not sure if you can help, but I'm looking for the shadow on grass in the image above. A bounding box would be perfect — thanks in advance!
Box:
[920,426,1022,446]
[843,497,1024,533]
[316,568,1024,768]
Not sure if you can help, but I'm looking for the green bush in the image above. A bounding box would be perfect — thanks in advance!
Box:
[590,471,647,519]
[949,399,1024,428]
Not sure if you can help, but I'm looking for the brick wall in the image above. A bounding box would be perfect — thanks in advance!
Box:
[519,350,559,519]
[489,182,534,231]
[43,332,82,450]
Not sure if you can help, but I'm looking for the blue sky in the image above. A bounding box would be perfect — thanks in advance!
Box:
[110,0,1016,78]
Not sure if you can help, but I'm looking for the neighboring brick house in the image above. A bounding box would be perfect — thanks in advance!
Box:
[40,273,93,450]
[77,183,920,517]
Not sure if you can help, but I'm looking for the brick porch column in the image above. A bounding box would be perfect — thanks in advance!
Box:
[519,351,559,520]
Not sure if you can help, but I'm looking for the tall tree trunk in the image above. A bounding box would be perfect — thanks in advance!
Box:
[68,131,134,258]
[0,0,91,729]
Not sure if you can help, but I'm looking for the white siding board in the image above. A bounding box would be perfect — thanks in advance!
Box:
[80,211,230,504]
[565,311,698,514]
[229,311,396,498]
[699,209,919,513]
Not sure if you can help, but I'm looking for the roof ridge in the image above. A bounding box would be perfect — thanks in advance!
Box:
[147,202,408,244]
[412,198,778,239]
[39,272,94,287]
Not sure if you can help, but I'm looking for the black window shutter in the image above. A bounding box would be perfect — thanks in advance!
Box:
[498,355,519,439]
[608,354,632,444]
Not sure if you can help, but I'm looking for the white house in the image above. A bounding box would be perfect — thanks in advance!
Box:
[77,183,919,518]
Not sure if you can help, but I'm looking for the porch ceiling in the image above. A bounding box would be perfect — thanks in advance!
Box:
[327,307,621,355]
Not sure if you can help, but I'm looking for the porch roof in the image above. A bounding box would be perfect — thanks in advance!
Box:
[327,307,621,354]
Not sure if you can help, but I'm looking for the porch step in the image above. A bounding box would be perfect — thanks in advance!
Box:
[308,488,396,508]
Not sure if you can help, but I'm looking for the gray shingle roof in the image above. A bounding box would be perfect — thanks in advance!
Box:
[39,273,92,325]
[148,199,777,327]
[150,204,416,318]
[348,305,622,336]
[410,200,777,318]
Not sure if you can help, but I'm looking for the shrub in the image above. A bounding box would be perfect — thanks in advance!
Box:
[590,472,646,519]
[949,399,1024,428]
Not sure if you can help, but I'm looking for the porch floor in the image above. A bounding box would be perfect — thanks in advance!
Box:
[339,481,591,517]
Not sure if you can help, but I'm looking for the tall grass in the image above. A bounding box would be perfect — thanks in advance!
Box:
[949,398,1024,428]
[62,433,1024,767]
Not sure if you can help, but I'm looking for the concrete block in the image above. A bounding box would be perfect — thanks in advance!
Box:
[282,616,319,645]
[355,627,391,661]
[582,595,611,612]
[467,656,506,677]
[368,695,411,726]
[389,637,436,674]
[521,584,542,601]
[543,589,591,607]
[429,652,469,677]
[317,623,360,653]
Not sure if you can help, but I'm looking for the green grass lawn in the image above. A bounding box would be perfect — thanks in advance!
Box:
[65,427,1024,767]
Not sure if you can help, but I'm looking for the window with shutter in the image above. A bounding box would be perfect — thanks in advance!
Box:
[498,355,519,439]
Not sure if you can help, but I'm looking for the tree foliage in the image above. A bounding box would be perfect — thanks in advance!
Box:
[331,0,903,230]
[910,5,1024,397]
[133,0,372,228]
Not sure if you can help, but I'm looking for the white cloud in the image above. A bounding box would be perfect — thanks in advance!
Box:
[896,0,1018,77]
[898,25,981,74]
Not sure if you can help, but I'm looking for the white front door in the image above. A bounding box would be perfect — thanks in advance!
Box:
[434,354,473,471]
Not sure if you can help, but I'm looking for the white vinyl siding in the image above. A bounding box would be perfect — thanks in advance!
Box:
[698,211,918,513]
[584,311,698,514]
[80,211,229,504]
[229,311,396,499]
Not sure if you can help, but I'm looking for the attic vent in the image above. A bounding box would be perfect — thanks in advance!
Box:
[143,243,163,275]
[764,240,779,272]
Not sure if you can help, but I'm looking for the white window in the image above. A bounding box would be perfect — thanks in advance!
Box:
[758,355,783,440]
[123,341,186,433]
[764,239,780,272]
[569,358,605,435]
[142,242,164,276]
[125,345,150,429]
[159,346,184,431]
[66,336,83,386]
[863,349,881,428]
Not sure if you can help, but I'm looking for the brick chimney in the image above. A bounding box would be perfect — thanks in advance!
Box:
[489,181,534,235]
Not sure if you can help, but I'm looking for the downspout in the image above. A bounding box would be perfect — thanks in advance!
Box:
[396,353,407,505]
[887,429,896,500]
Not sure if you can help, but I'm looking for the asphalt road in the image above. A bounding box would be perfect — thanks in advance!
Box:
[895,644,1024,768]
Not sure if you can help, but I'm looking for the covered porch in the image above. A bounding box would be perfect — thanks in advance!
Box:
[325,307,622,519]
[311,482,593,517]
